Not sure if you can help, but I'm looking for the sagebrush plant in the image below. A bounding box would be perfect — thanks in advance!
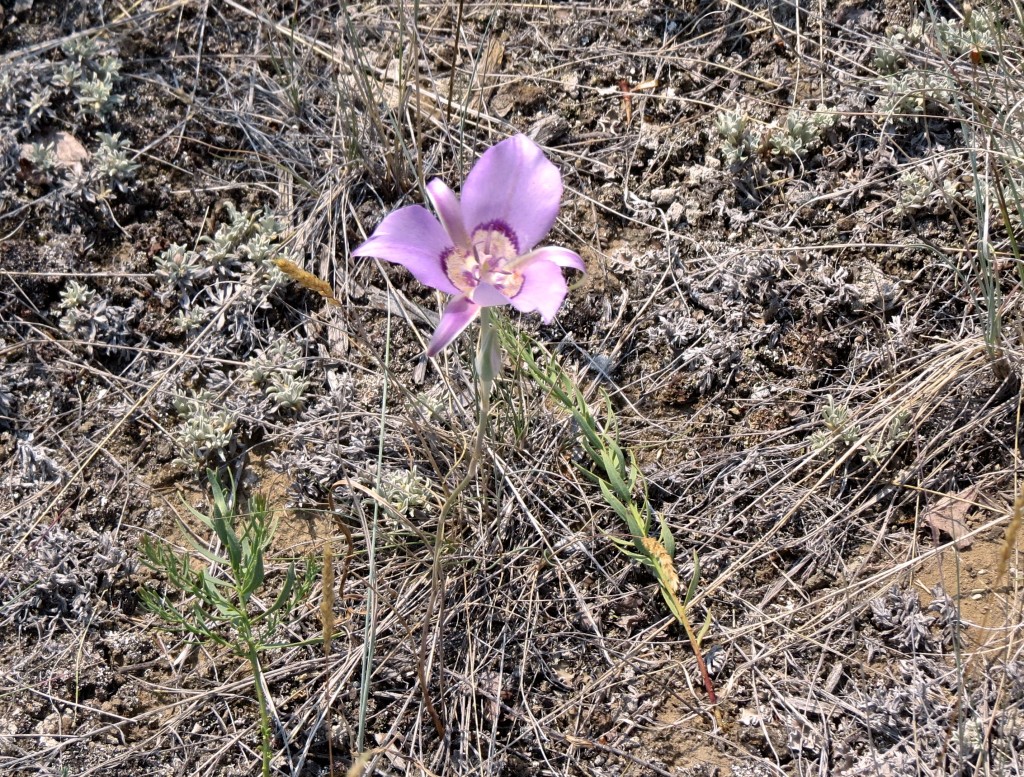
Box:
[768,105,836,159]
[22,141,59,180]
[809,394,912,470]
[153,203,314,473]
[140,471,316,777]
[716,109,755,165]
[92,132,139,195]
[872,4,1024,370]
[4,31,139,217]
[716,103,835,169]
[170,392,238,470]
[156,202,290,310]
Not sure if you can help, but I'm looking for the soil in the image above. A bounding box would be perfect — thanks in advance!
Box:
[3,1,1024,775]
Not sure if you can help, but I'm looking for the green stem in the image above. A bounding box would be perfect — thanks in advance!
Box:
[415,308,494,736]
[246,644,272,777]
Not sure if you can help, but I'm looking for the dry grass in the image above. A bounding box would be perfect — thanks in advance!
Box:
[3,0,1024,775]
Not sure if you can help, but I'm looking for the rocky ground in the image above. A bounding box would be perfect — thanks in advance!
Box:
[2,0,1024,775]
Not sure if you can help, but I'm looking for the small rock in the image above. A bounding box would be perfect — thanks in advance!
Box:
[527,114,568,145]
[650,186,679,205]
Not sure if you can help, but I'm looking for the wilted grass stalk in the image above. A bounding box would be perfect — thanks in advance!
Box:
[507,329,719,710]
[320,541,336,776]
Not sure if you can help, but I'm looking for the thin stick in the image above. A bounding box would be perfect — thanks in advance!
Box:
[445,0,466,124]
[415,308,494,736]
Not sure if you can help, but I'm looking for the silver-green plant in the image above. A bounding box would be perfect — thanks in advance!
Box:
[140,471,316,777]
[93,55,123,82]
[716,109,756,165]
[377,467,431,515]
[203,203,259,265]
[74,73,121,118]
[895,164,960,216]
[51,62,83,92]
[24,87,54,126]
[93,132,138,192]
[934,6,999,58]
[864,410,913,467]
[171,393,238,469]
[173,306,208,333]
[810,394,861,456]
[266,373,309,413]
[22,141,58,181]
[245,339,301,387]
[61,35,102,63]
[57,279,97,317]
[156,243,202,288]
[769,106,835,159]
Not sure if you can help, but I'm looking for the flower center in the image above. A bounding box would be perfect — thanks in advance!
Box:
[443,222,524,299]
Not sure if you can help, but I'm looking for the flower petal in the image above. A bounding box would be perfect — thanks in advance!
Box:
[470,281,511,308]
[352,204,459,295]
[426,179,470,250]
[509,259,569,323]
[460,135,562,253]
[427,295,480,356]
[521,245,585,272]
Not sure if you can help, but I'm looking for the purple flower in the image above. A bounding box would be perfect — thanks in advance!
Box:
[353,135,585,356]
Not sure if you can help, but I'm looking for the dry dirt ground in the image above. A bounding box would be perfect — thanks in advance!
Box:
[3,0,1024,775]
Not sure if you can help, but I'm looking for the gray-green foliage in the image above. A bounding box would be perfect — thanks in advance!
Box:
[873,6,1024,364]
[377,467,431,515]
[155,204,291,325]
[810,395,911,467]
[768,106,836,159]
[74,72,121,118]
[22,141,58,179]
[716,110,754,165]
[61,36,124,119]
[171,393,238,469]
[266,373,310,412]
[140,471,316,777]
[246,340,310,413]
[895,163,961,215]
[873,9,1002,122]
[246,339,302,387]
[3,32,135,216]
[93,132,138,192]
[155,243,202,288]
[717,104,835,166]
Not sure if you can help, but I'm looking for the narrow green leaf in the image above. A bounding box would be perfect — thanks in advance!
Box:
[266,563,297,617]
[624,504,647,540]
[602,449,630,498]
[241,551,266,603]
[697,608,713,645]
[683,550,701,606]
[659,516,675,559]
[598,480,633,523]
[174,517,229,566]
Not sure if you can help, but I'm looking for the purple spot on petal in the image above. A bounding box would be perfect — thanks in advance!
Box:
[473,219,520,255]
[440,246,454,276]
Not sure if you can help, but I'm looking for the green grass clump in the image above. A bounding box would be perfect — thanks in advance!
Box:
[140,471,316,777]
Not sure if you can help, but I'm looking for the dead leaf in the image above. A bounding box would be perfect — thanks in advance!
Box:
[922,485,977,550]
